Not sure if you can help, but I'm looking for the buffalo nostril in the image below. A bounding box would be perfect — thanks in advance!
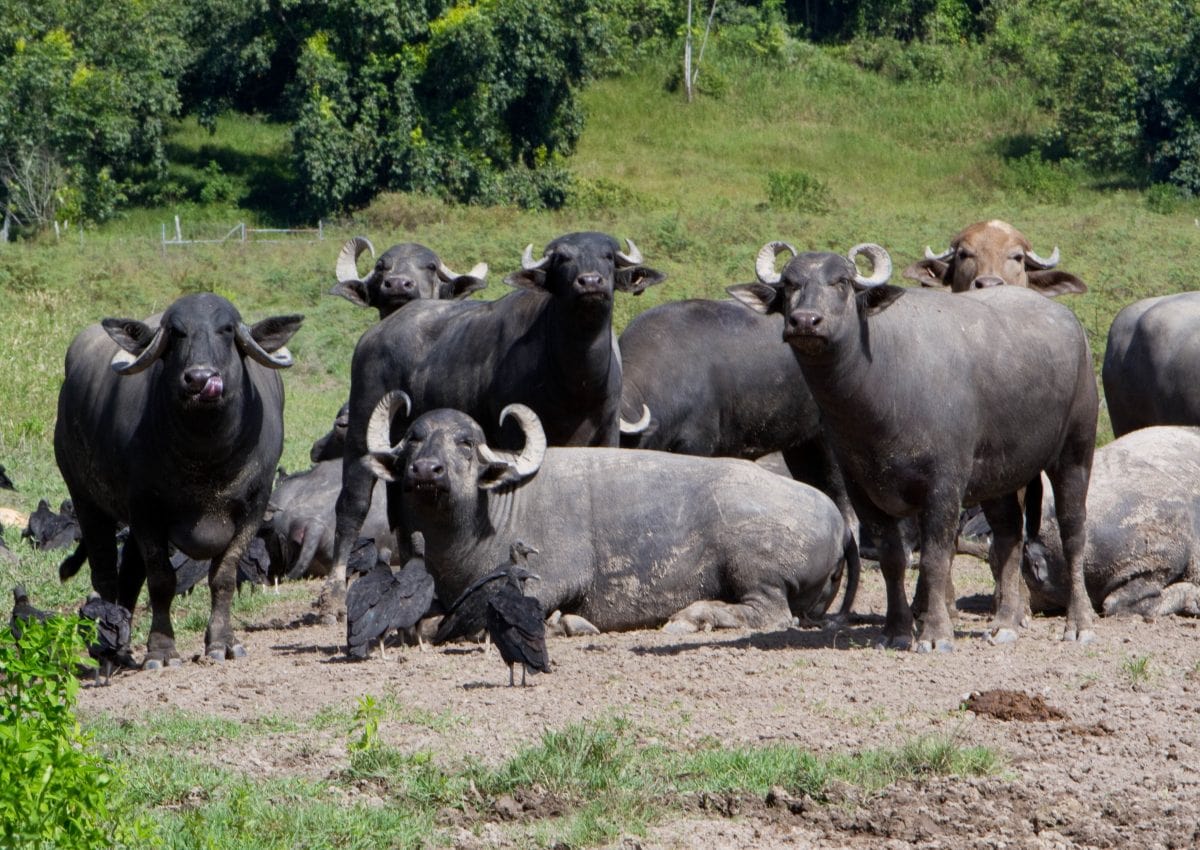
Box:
[183,367,215,391]
[576,273,603,291]
[973,276,1003,289]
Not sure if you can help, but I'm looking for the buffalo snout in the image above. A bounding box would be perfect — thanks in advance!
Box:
[574,272,607,297]
[972,276,1004,289]
[787,309,823,333]
[182,366,223,401]
[405,457,448,496]
[382,276,418,298]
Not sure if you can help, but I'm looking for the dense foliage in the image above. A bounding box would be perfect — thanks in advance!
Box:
[4,0,1200,226]
[0,616,151,848]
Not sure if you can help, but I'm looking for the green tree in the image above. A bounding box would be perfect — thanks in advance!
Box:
[0,1,188,227]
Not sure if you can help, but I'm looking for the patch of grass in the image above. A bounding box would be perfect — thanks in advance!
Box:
[1122,653,1154,688]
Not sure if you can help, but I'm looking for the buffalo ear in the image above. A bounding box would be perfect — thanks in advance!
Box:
[102,319,156,354]
[856,284,905,315]
[504,268,546,292]
[249,314,305,353]
[615,266,667,295]
[329,280,371,308]
[478,461,517,490]
[902,259,950,288]
[446,274,488,300]
[727,282,783,315]
[1027,269,1087,296]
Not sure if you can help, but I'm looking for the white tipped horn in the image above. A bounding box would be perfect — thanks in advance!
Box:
[336,236,375,284]
[1024,246,1060,269]
[848,243,893,288]
[619,404,652,435]
[924,244,954,262]
[521,243,550,272]
[110,325,168,375]
[755,241,798,285]
[478,403,546,481]
[615,238,643,267]
[365,391,412,454]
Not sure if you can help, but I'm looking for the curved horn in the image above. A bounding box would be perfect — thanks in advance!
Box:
[435,256,488,282]
[1024,246,1060,269]
[478,403,546,480]
[336,236,375,284]
[755,241,798,285]
[235,324,293,369]
[110,325,168,375]
[615,238,643,267]
[924,245,954,262]
[848,243,893,288]
[619,404,652,435]
[521,243,551,272]
[365,391,412,455]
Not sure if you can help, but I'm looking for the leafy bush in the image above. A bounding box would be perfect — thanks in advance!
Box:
[1145,182,1182,214]
[197,160,237,204]
[998,151,1079,205]
[765,169,832,214]
[0,616,153,848]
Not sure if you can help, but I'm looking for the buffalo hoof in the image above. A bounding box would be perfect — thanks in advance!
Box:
[143,655,182,671]
[206,643,247,662]
[874,634,912,651]
[914,638,954,654]
[987,627,1019,645]
[559,613,600,637]
[661,619,698,635]
[1061,627,1097,644]
[315,583,347,624]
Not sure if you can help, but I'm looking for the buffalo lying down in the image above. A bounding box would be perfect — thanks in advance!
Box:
[362,396,859,634]
[1024,426,1200,619]
[54,293,302,667]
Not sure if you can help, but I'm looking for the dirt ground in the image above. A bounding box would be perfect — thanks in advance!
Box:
[77,555,1200,850]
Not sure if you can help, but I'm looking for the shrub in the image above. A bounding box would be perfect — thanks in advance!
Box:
[998,151,1078,206]
[1145,182,1182,214]
[0,616,154,848]
[765,169,832,214]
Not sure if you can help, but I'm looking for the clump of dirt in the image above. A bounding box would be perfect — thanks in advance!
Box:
[963,688,1067,721]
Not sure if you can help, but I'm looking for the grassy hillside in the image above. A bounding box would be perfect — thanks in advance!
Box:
[3,46,1198,563]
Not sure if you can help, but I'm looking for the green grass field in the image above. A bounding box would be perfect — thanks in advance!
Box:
[0,44,1196,846]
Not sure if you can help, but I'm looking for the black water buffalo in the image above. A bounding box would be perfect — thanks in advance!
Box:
[902,219,1087,295]
[1023,426,1200,619]
[54,293,303,667]
[729,241,1097,652]
[309,402,350,463]
[361,396,858,634]
[330,236,488,320]
[1102,292,1200,437]
[618,298,842,487]
[324,232,665,609]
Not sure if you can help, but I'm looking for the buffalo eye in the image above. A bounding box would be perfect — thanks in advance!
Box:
[376,259,386,271]
[456,436,475,455]
[218,323,235,335]
[169,325,188,339]
[426,262,437,271]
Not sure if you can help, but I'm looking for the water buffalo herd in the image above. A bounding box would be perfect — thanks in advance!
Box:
[41,220,1200,671]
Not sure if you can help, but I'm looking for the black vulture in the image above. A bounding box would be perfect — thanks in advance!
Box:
[434,540,540,647]
[171,550,209,596]
[0,464,14,490]
[346,536,381,578]
[487,560,550,687]
[345,533,434,660]
[22,499,80,551]
[9,584,51,641]
[78,594,134,685]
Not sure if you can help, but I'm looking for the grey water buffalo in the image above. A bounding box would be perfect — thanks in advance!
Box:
[361,396,859,634]
[325,232,665,609]
[330,236,488,319]
[729,241,1097,652]
[1103,292,1200,437]
[54,293,303,667]
[1023,426,1200,618]
[902,219,1086,295]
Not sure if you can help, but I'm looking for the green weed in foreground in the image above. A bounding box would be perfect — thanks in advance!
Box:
[1122,654,1153,688]
[0,617,155,848]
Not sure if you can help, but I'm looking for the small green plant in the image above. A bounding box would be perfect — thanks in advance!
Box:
[0,616,154,848]
[1145,182,1181,214]
[998,150,1078,205]
[198,160,238,205]
[1122,653,1153,687]
[765,169,832,214]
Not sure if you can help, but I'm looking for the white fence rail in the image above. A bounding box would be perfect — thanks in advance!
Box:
[161,216,324,251]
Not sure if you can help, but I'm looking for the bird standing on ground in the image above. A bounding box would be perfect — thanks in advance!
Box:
[9,584,51,641]
[434,540,540,647]
[345,532,435,660]
[78,594,134,685]
[487,555,550,687]
[22,499,80,550]
[0,464,14,490]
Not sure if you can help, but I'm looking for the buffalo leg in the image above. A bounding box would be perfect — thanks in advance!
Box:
[1151,582,1200,617]
[116,539,146,615]
[913,498,960,653]
[205,525,255,661]
[322,456,378,618]
[72,501,119,601]
[134,529,180,669]
[980,493,1027,643]
[663,588,793,634]
[1047,463,1095,643]
[874,519,914,650]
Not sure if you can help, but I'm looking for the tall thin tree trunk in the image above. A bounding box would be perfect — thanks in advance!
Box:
[684,0,694,102]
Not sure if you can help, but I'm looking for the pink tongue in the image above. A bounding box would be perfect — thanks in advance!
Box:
[200,375,223,400]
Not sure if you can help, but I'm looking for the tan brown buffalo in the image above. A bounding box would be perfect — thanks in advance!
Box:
[902,219,1086,295]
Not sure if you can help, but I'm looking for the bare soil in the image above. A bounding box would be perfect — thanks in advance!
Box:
[77,555,1200,849]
